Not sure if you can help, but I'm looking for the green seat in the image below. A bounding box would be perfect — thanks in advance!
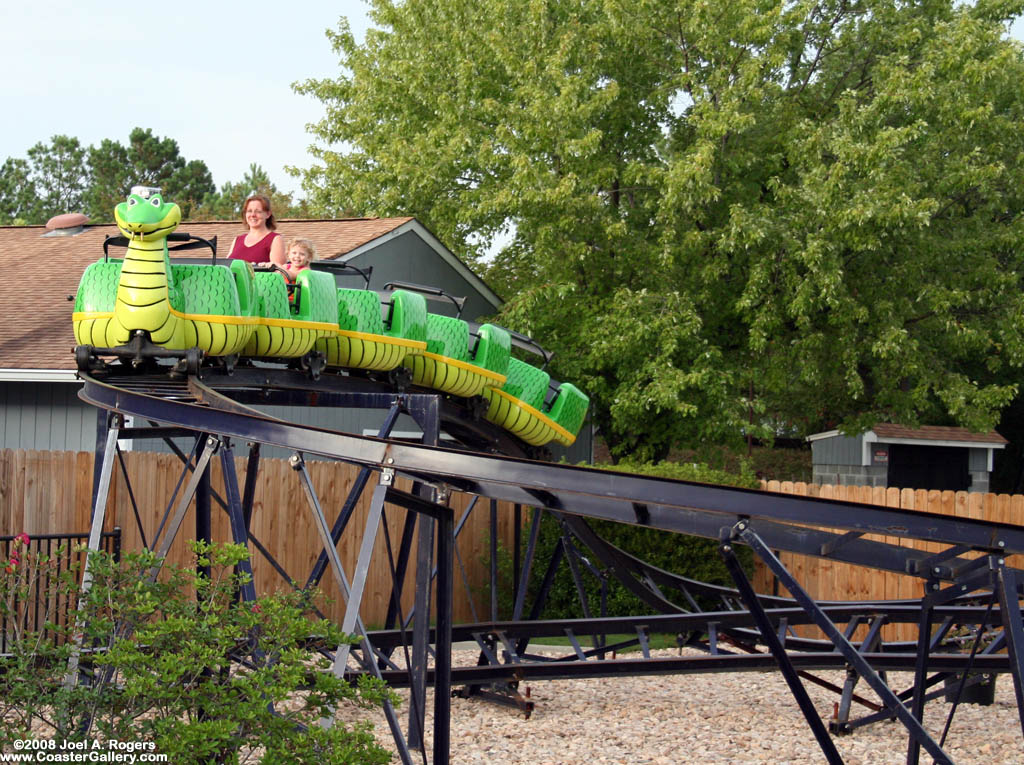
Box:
[318,288,425,371]
[501,358,550,411]
[227,260,254,315]
[173,264,243,316]
[74,262,122,313]
[292,270,338,323]
[424,314,469,361]
[472,324,511,377]
[385,290,427,342]
[546,382,590,445]
[336,288,385,334]
[252,272,290,319]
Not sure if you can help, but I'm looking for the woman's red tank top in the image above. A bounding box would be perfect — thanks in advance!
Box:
[229,231,280,263]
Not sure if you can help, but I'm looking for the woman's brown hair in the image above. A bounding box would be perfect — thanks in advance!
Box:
[242,193,276,230]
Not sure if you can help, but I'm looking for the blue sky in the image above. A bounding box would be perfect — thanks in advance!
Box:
[1,0,372,198]
[2,3,1022,203]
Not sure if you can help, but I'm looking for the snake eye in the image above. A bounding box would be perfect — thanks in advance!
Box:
[127,197,138,207]
[150,196,162,208]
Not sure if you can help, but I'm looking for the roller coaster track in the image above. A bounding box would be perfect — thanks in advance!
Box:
[76,366,1024,765]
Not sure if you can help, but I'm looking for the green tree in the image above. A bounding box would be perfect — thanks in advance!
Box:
[0,158,39,224]
[86,128,215,221]
[192,163,307,221]
[298,0,1024,461]
[25,135,88,222]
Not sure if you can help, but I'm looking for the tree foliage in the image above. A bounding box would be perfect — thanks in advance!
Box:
[0,130,300,226]
[86,128,216,221]
[24,135,88,223]
[298,0,1024,460]
[0,158,38,224]
[191,163,309,221]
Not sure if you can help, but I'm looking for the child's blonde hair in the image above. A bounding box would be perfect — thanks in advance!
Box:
[287,237,316,260]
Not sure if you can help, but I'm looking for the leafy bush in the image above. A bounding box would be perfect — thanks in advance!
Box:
[518,460,757,620]
[0,540,394,764]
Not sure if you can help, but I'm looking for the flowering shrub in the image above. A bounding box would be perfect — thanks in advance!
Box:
[0,540,395,764]
[3,533,30,574]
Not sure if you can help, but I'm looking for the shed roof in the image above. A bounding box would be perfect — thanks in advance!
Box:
[870,423,1007,445]
[0,217,424,376]
[808,424,1007,448]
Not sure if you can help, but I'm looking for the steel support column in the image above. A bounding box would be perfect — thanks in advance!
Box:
[407,484,434,751]
[241,441,261,532]
[997,562,1024,738]
[219,440,257,603]
[490,499,499,623]
[434,490,454,765]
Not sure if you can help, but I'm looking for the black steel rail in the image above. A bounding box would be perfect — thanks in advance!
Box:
[78,370,1024,564]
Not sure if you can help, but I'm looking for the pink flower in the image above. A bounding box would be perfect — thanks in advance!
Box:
[14,533,29,546]
[250,604,262,614]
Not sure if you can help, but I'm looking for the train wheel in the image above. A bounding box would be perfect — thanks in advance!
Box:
[467,395,489,421]
[184,347,203,376]
[219,354,239,375]
[389,365,412,392]
[300,350,326,380]
[75,345,95,373]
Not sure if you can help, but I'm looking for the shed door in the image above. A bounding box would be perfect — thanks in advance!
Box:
[887,444,969,491]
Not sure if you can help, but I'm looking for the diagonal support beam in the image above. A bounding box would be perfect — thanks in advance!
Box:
[732,520,953,764]
[332,475,390,673]
[305,403,403,589]
[292,456,413,765]
[719,532,843,764]
[148,436,220,579]
[65,416,121,688]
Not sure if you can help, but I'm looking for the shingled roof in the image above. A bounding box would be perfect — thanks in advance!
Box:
[808,424,1007,447]
[869,423,1007,446]
[0,217,413,375]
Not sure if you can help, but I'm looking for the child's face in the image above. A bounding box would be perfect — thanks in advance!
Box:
[288,246,311,267]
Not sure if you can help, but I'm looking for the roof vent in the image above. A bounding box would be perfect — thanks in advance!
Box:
[42,212,89,237]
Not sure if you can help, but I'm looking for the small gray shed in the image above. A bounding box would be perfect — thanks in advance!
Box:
[807,424,1007,493]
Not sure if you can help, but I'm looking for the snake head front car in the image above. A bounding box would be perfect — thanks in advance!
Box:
[114,186,181,241]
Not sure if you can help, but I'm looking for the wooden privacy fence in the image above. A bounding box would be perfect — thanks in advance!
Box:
[754,481,1024,641]
[0,448,522,627]
[5,448,1024,639]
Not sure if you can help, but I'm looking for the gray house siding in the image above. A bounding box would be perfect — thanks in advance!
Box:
[967,448,992,493]
[346,231,499,321]
[0,380,591,465]
[811,434,885,486]
[810,434,861,467]
[968,448,989,472]
[1,382,97,452]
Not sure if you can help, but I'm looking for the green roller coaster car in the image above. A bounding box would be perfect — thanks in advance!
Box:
[72,189,588,448]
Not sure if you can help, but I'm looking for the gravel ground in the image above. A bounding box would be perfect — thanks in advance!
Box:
[341,648,1022,764]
